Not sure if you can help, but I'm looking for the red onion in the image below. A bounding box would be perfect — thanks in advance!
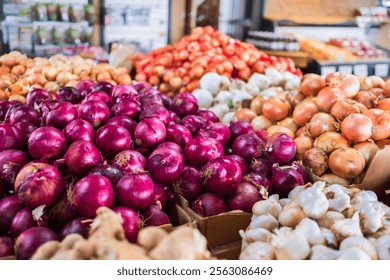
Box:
[271,163,304,198]
[148,148,185,185]
[46,194,78,229]
[15,227,58,259]
[254,129,268,142]
[195,109,219,123]
[95,124,133,158]
[10,106,41,127]
[113,150,146,174]
[3,103,22,123]
[84,91,114,108]
[169,111,180,123]
[106,116,137,137]
[140,94,163,107]
[72,174,114,218]
[153,182,167,209]
[45,102,79,130]
[112,84,138,103]
[55,87,82,104]
[14,122,37,140]
[243,172,272,194]
[226,154,248,175]
[191,193,227,217]
[184,136,224,167]
[231,133,264,162]
[229,121,254,141]
[134,117,166,148]
[173,165,203,201]
[0,195,23,234]
[151,142,183,156]
[166,123,192,149]
[64,141,102,176]
[0,123,24,152]
[75,80,95,95]
[140,104,169,125]
[60,217,91,240]
[0,101,14,121]
[88,164,123,187]
[264,133,297,164]
[113,206,140,243]
[14,162,64,209]
[158,93,172,110]
[63,119,94,145]
[180,115,207,136]
[141,205,170,226]
[227,182,264,212]
[92,81,114,95]
[171,92,199,117]
[0,149,31,186]
[26,88,52,107]
[11,208,37,237]
[111,101,141,120]
[132,81,152,93]
[198,122,231,146]
[248,158,272,178]
[116,173,154,209]
[290,161,309,182]
[0,236,13,257]
[203,156,242,196]
[28,126,66,160]
[79,100,111,129]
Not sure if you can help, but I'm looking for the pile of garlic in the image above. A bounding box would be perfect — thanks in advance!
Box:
[192,69,300,123]
[239,181,390,260]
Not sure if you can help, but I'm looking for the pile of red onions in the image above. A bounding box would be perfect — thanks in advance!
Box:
[0,80,305,259]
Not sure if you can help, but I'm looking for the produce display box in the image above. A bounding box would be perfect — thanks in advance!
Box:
[159,203,196,233]
[210,240,242,260]
[176,195,252,247]
[263,50,312,69]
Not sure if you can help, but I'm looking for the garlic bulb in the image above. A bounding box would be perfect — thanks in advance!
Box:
[252,195,282,218]
[250,214,279,231]
[297,182,329,219]
[274,232,310,260]
[310,245,340,260]
[331,212,363,240]
[239,241,275,260]
[339,236,378,260]
[295,218,325,246]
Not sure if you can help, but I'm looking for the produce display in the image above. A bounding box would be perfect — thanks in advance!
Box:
[299,38,357,62]
[31,207,213,260]
[327,38,387,60]
[240,181,390,260]
[133,26,301,96]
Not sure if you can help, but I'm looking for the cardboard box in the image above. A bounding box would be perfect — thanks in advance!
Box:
[159,203,196,233]
[210,240,242,260]
[176,195,251,247]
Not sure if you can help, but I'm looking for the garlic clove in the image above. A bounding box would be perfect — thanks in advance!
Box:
[339,236,378,260]
[331,212,363,240]
[317,211,345,229]
[288,185,305,200]
[278,201,306,228]
[252,195,282,218]
[244,227,273,243]
[337,247,371,260]
[320,227,338,248]
[295,218,325,246]
[359,203,384,234]
[250,214,279,231]
[274,232,310,260]
[297,182,329,219]
[239,241,275,260]
[323,184,351,212]
[279,198,292,208]
[310,245,340,260]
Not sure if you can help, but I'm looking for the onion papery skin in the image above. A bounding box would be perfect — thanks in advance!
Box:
[113,206,140,243]
[191,193,226,217]
[27,126,66,161]
[113,150,146,174]
[64,141,102,176]
[95,124,133,158]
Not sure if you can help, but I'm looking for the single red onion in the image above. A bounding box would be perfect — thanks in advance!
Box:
[111,84,138,103]
[26,88,52,107]
[115,173,154,210]
[113,206,140,243]
[191,193,226,217]
[46,193,79,229]
[153,182,167,209]
[72,174,114,218]
[0,101,14,121]
[140,94,163,106]
[15,227,59,259]
[171,92,199,117]
[95,124,133,158]
[165,123,192,149]
[198,122,231,146]
[231,133,264,162]
[140,104,169,125]
[226,182,264,212]
[14,162,64,209]
[64,141,102,176]
[0,149,31,186]
[226,154,248,175]
[290,161,309,183]
[158,93,172,109]
[60,217,91,240]
[150,142,183,156]
[254,129,268,142]
[264,133,297,164]
[92,81,114,95]
[271,163,304,198]
[63,119,94,145]
[0,195,23,234]
[248,158,273,178]
[28,126,66,160]
[79,100,111,129]
[0,236,13,258]
[0,123,24,152]
[229,121,254,141]
[11,208,37,237]
[75,80,95,95]
[55,87,82,104]
[10,106,41,127]
[88,164,123,187]
[106,116,137,137]
[14,122,37,140]
[141,205,170,226]
[203,156,242,196]
[113,150,146,174]
[134,117,166,148]
[148,148,185,185]
[84,91,114,108]
[45,102,79,130]
[132,81,152,93]
[195,109,219,123]
[3,103,22,123]
[180,115,207,136]
[184,136,224,167]
[111,101,141,120]
[243,172,272,195]
[173,165,203,201]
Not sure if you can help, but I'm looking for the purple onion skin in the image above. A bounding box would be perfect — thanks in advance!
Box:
[229,121,254,141]
[0,195,23,234]
[63,119,94,145]
[148,149,185,186]
[171,92,199,117]
[198,122,231,146]
[264,133,297,164]
[140,103,170,125]
[226,182,264,212]
[158,93,172,110]
[46,195,79,230]
[64,141,102,176]
[180,115,206,136]
[134,117,166,149]
[231,133,264,162]
[132,81,152,93]
[14,122,37,140]
[95,124,133,158]
[184,136,224,167]
[165,123,192,149]
[15,227,59,259]
[26,88,52,107]
[140,94,163,107]
[169,111,180,123]
[195,110,219,123]
[83,91,114,108]
[112,84,139,102]
[153,182,167,209]
[173,165,203,201]
[0,149,31,186]
[0,123,25,152]
[0,179,4,198]
[243,172,272,194]
[10,106,41,127]
[141,205,170,226]
[271,163,304,198]
[55,87,83,104]
[88,164,123,187]
[248,158,272,179]
[0,101,13,121]
[11,208,37,237]
[0,236,13,257]
[226,154,248,175]
[45,102,79,130]
[93,81,114,95]
[27,126,66,161]
[106,116,137,137]
[111,101,141,120]
[79,100,111,129]
[191,193,227,217]
[290,161,309,183]
[113,150,146,174]
[76,80,95,95]
[60,217,91,240]
[73,175,114,218]
[113,206,140,243]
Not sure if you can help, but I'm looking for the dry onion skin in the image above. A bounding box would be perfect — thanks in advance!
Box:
[353,91,377,109]
[328,73,360,99]
[267,125,295,139]
[300,73,326,96]
[341,114,374,143]
[308,113,337,138]
[235,108,257,123]
[316,87,345,113]
[363,108,390,141]
[293,98,320,127]
[261,97,290,121]
[314,132,350,154]
[302,148,328,176]
[353,141,379,167]
[294,136,314,158]
[320,173,351,185]
[328,147,365,179]
[251,115,272,131]
[330,99,367,121]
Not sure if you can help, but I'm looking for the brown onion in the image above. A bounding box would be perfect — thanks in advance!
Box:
[370,88,384,97]
[341,114,374,142]
[358,76,373,91]
[285,90,306,108]
[320,173,351,186]
[369,76,385,89]
[363,108,390,140]
[308,113,337,138]
[330,99,367,121]
[376,139,390,148]
[328,147,365,179]
[251,115,272,131]
[302,148,328,176]
[300,73,326,96]
[235,108,257,123]
[250,96,264,115]
[278,117,298,133]
[383,79,390,97]
[329,73,360,98]
[314,132,350,154]
[294,136,314,157]
[377,98,390,111]
[316,87,345,113]
[353,141,379,167]
[267,125,295,139]
[353,91,377,109]
[261,97,290,121]
[295,126,313,138]
[293,98,319,126]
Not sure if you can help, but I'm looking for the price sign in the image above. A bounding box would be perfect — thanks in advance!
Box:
[353,64,368,76]
[321,66,337,77]
[374,64,389,77]
[338,65,353,75]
